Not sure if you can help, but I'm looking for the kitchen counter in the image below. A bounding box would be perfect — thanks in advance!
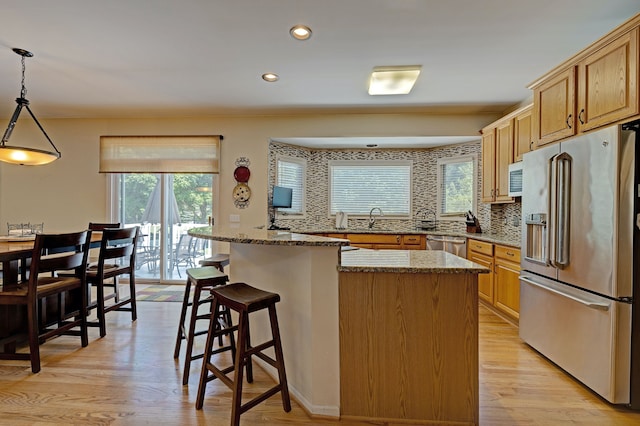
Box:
[189,226,487,423]
[339,248,489,274]
[296,228,521,248]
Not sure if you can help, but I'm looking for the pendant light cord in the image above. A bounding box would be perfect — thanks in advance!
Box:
[20,54,27,99]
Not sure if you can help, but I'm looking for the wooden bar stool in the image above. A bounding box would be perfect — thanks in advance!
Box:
[199,253,229,272]
[174,266,233,385]
[195,283,291,425]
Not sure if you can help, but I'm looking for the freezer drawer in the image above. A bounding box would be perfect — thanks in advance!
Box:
[519,274,632,404]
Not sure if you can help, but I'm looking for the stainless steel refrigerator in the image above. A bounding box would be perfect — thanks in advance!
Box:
[520,122,640,408]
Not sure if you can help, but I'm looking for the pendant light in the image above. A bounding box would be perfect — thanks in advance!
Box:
[0,48,60,166]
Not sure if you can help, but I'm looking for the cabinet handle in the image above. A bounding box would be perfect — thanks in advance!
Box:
[578,109,585,125]
[506,251,515,257]
[566,114,572,129]
[530,140,534,149]
[396,236,400,243]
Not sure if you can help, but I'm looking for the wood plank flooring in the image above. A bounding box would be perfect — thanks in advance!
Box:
[1,300,639,425]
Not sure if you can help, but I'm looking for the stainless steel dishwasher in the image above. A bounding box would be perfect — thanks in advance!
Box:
[425,235,467,258]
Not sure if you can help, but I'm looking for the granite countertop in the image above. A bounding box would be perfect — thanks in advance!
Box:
[338,248,490,274]
[294,228,520,248]
[188,226,350,247]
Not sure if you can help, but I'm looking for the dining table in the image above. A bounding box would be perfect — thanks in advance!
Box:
[0,232,103,343]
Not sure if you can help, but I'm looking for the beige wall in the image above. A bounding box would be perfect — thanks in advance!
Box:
[0,111,501,232]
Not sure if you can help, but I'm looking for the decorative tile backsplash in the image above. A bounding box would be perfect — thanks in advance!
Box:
[268,140,521,241]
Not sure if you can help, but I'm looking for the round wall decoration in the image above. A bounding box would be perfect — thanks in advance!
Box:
[233,157,251,209]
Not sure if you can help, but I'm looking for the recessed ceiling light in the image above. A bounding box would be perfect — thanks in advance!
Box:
[368,66,422,95]
[262,73,279,82]
[290,25,312,40]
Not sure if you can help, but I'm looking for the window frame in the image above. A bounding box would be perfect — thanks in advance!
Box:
[275,155,306,218]
[436,154,477,221]
[328,160,412,217]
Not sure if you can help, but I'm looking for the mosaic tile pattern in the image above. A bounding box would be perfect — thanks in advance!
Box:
[268,141,521,242]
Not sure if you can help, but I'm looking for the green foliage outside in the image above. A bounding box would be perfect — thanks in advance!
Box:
[122,174,213,224]
[443,161,473,214]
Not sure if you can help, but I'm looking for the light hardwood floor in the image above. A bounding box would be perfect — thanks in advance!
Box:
[1,300,639,425]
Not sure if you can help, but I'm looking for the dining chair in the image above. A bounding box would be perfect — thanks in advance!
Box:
[86,226,138,337]
[0,230,92,373]
[171,234,196,278]
[87,222,121,302]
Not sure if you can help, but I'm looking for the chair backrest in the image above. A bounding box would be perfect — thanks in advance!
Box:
[175,234,194,257]
[88,222,121,231]
[28,230,92,292]
[96,227,139,273]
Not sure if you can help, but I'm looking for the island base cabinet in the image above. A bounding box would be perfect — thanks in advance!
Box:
[339,271,479,425]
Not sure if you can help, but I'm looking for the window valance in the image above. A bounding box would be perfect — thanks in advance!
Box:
[99,135,222,173]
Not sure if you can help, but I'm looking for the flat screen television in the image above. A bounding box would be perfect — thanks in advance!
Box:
[272,185,293,208]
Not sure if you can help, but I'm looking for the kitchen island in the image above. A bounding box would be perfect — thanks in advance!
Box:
[188,227,488,424]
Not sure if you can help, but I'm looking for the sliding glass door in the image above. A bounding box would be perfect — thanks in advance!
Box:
[111,173,215,283]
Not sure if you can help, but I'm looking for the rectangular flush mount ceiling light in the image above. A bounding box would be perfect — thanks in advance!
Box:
[368,65,422,95]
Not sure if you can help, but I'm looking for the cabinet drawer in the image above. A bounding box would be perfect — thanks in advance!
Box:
[347,234,402,245]
[495,245,521,263]
[468,239,493,256]
[402,235,422,245]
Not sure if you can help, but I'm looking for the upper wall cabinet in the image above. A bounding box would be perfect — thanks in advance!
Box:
[514,104,533,161]
[481,117,515,204]
[577,28,638,133]
[531,20,639,147]
[532,67,576,147]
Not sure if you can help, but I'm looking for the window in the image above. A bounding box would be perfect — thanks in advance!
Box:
[436,155,477,220]
[329,160,411,216]
[276,156,306,215]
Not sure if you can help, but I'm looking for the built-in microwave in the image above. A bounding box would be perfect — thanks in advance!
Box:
[508,162,523,197]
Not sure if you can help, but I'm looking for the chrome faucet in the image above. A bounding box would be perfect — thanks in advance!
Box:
[368,207,383,229]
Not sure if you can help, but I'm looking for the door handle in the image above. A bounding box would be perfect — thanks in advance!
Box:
[520,276,609,311]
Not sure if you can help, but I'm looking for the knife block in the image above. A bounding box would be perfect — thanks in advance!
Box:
[466,218,481,233]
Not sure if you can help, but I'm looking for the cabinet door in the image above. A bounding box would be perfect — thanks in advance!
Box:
[495,257,520,320]
[533,67,576,147]
[468,251,494,304]
[481,129,496,203]
[578,27,638,132]
[514,106,533,161]
[495,119,514,202]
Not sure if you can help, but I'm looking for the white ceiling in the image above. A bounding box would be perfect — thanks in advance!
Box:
[1,1,639,147]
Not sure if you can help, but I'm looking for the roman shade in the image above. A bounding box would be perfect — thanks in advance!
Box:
[99,135,221,173]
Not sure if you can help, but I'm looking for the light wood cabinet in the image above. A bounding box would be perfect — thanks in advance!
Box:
[317,233,426,250]
[481,119,514,204]
[494,245,521,320]
[533,67,576,147]
[495,119,514,201]
[468,239,520,323]
[577,27,638,133]
[514,105,533,161]
[531,25,639,146]
[481,128,496,203]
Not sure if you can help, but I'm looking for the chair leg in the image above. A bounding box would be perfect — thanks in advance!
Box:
[230,311,248,426]
[269,305,291,412]
[80,283,89,347]
[96,281,107,338]
[245,319,253,384]
[182,284,203,385]
[128,274,137,322]
[195,298,221,410]
[27,301,41,374]
[174,277,192,358]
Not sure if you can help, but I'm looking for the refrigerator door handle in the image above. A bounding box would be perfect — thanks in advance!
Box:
[547,154,557,267]
[553,153,572,268]
[520,276,610,311]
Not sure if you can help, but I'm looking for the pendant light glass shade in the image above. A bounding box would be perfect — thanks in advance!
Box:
[0,48,61,166]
